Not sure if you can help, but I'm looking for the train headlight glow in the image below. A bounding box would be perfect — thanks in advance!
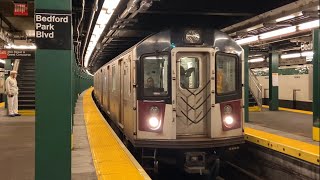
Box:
[148,117,161,130]
[223,116,234,127]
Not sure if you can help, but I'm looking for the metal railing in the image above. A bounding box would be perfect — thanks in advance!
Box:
[249,69,263,110]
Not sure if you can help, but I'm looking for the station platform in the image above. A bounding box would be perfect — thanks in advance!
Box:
[245,107,319,165]
[74,88,150,180]
[0,106,35,180]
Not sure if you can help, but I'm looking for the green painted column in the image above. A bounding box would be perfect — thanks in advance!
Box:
[268,48,279,111]
[243,46,249,122]
[312,29,320,141]
[35,0,72,179]
[4,59,12,109]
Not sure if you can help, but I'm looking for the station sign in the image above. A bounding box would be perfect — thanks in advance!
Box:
[35,10,71,50]
[0,50,35,59]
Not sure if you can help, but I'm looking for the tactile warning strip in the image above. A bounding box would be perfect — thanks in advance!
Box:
[83,88,150,180]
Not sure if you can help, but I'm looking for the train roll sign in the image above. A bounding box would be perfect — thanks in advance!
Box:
[35,10,71,50]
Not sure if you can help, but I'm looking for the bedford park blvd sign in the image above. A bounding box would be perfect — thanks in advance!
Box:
[35,10,71,50]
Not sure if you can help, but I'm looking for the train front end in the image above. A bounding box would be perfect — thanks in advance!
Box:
[135,29,244,173]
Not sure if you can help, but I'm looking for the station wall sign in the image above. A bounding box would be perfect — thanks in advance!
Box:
[0,50,35,59]
[35,10,71,50]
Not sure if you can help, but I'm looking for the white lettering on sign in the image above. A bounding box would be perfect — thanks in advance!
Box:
[35,13,69,39]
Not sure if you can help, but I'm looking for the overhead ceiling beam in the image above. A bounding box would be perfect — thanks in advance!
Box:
[139,11,254,16]
[0,13,19,32]
[221,0,318,34]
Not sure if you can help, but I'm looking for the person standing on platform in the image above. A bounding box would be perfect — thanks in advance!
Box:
[5,70,21,117]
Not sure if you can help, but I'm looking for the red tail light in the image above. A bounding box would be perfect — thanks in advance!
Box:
[138,101,165,132]
[220,100,242,131]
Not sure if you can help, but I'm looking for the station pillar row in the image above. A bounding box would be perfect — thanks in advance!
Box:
[312,29,320,142]
[268,48,279,111]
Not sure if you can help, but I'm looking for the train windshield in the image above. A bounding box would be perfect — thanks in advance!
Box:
[216,53,237,94]
[142,55,169,96]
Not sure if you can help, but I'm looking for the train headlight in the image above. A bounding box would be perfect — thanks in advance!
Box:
[223,116,234,127]
[148,117,161,130]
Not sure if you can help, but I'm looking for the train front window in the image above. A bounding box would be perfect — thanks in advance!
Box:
[216,54,237,94]
[142,55,169,96]
[179,57,199,89]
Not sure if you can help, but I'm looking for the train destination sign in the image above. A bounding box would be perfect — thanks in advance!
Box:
[35,10,71,50]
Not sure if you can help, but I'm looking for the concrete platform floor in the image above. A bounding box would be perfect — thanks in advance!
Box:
[0,108,35,180]
[249,108,313,138]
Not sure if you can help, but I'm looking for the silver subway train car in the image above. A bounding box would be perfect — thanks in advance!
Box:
[93,29,245,174]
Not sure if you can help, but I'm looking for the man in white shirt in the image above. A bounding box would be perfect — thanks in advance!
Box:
[5,70,21,117]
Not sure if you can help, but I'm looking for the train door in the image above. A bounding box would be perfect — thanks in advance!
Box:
[106,66,110,111]
[107,66,111,114]
[176,52,211,136]
[103,68,108,110]
[100,69,103,103]
[119,59,124,126]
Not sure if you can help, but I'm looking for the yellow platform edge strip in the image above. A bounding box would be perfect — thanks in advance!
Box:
[262,105,313,115]
[313,127,320,142]
[249,106,261,112]
[18,110,35,116]
[82,88,151,180]
[244,127,320,165]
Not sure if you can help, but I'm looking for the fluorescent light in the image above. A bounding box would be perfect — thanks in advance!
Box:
[4,44,37,49]
[236,36,259,45]
[301,51,314,57]
[84,0,121,68]
[96,10,112,25]
[298,20,320,30]
[103,0,120,10]
[0,59,5,64]
[246,24,264,32]
[275,12,302,22]
[260,26,296,39]
[276,15,295,22]
[248,57,264,63]
[281,53,301,59]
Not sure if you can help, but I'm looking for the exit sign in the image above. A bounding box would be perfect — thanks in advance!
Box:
[14,3,28,16]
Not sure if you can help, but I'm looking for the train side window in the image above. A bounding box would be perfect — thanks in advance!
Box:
[112,66,116,92]
[179,57,199,89]
[216,53,237,94]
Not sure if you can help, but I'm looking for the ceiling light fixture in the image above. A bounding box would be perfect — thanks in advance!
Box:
[248,57,264,63]
[260,26,296,39]
[301,51,314,57]
[236,36,259,45]
[4,44,37,50]
[298,19,320,30]
[281,53,301,59]
[84,0,121,68]
[275,12,303,22]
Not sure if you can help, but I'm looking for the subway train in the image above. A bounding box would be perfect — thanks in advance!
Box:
[93,28,245,174]
[252,64,313,110]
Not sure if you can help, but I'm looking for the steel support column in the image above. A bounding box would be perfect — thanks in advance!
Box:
[312,29,320,141]
[269,48,279,111]
[35,0,72,179]
[243,46,249,122]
